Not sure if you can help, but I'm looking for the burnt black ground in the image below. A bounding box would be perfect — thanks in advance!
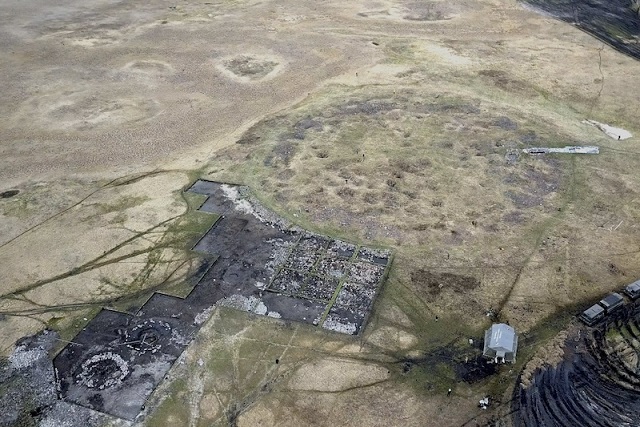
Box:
[514,304,640,426]
[53,180,391,420]
[521,0,640,60]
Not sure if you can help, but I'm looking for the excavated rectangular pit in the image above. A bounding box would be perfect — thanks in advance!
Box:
[53,180,391,420]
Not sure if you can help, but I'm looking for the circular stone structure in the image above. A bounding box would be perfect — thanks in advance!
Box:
[75,352,129,390]
[127,319,172,353]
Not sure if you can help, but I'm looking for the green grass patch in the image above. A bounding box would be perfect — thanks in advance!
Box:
[146,378,191,427]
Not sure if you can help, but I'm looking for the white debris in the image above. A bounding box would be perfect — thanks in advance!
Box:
[322,317,357,335]
[170,328,190,346]
[76,352,129,389]
[523,146,599,154]
[253,301,268,315]
[221,184,267,222]
[9,348,42,370]
[217,294,260,312]
[583,119,632,140]
[479,396,490,410]
[193,306,215,325]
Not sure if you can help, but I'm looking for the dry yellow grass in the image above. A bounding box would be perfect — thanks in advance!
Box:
[1,0,640,425]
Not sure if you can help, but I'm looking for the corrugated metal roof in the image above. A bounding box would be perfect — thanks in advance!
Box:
[583,304,604,319]
[600,293,623,309]
[626,281,640,293]
[487,323,516,352]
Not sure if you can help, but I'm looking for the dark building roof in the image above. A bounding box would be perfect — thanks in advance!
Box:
[599,293,624,312]
[579,304,605,326]
[624,280,640,300]
[582,304,604,320]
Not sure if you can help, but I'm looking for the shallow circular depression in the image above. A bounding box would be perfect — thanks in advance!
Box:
[216,54,284,82]
[16,90,161,131]
[121,59,175,76]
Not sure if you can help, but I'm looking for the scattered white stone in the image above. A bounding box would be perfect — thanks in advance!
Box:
[221,184,266,222]
[9,347,42,370]
[217,294,260,312]
[323,317,357,335]
[194,306,215,325]
[522,146,599,154]
[583,119,632,140]
[253,301,268,315]
[76,352,129,389]
[479,396,490,410]
[171,328,190,346]
[267,311,281,318]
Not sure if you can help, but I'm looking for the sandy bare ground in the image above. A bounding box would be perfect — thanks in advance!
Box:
[1,0,640,425]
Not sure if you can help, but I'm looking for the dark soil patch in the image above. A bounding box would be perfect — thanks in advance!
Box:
[493,116,518,131]
[235,121,271,145]
[502,210,527,224]
[0,190,19,198]
[338,99,397,116]
[519,131,538,144]
[264,141,297,166]
[478,69,535,94]
[413,101,480,115]
[454,355,499,383]
[336,186,356,198]
[391,158,431,174]
[277,169,295,181]
[522,166,560,195]
[223,55,278,79]
[608,262,625,276]
[505,190,542,209]
[400,337,497,384]
[292,117,323,139]
[410,269,480,296]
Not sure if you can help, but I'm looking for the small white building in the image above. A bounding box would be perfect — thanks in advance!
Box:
[483,323,518,363]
